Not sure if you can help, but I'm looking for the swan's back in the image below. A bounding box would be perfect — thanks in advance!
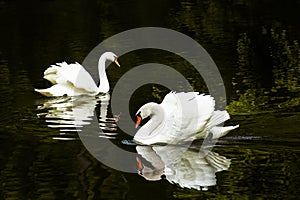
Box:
[161,92,215,139]
[43,62,98,93]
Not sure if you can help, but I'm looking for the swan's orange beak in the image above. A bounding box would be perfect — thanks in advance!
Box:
[114,59,120,67]
[135,115,142,128]
[136,156,144,172]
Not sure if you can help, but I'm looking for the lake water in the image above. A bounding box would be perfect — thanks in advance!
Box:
[0,0,299,199]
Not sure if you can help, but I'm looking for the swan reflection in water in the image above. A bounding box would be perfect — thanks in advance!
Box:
[135,143,231,191]
[36,94,119,140]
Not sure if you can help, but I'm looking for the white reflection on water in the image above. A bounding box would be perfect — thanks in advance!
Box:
[36,94,119,140]
[136,143,230,191]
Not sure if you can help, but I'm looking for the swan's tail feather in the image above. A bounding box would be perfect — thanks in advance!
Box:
[44,62,69,76]
[206,110,230,129]
[43,65,61,84]
[193,110,238,140]
[205,110,238,139]
[44,74,58,84]
[34,88,53,97]
[43,62,73,84]
[44,65,60,76]
[210,125,239,139]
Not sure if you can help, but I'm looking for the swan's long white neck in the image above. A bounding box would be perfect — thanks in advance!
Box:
[138,103,166,137]
[97,55,110,93]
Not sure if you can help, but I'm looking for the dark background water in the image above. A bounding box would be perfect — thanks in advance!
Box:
[0,0,299,199]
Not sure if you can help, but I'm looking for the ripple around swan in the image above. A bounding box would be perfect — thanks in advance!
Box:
[36,94,119,140]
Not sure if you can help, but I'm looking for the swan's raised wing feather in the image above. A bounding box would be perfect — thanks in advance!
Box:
[160,92,216,141]
[44,62,98,93]
[175,92,215,134]
[160,91,179,116]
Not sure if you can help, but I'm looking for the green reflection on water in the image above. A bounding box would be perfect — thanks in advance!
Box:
[228,28,300,114]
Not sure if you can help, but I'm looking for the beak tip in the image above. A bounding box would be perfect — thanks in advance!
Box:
[135,116,142,128]
[114,59,120,67]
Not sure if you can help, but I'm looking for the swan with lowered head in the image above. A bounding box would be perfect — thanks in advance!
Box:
[134,91,239,145]
[35,52,120,97]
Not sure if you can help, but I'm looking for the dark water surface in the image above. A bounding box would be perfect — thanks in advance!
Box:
[0,0,299,199]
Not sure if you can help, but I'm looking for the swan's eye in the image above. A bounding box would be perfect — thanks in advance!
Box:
[136,116,150,127]
[141,116,150,125]
[113,55,118,61]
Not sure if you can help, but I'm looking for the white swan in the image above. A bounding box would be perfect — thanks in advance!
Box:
[134,91,239,145]
[35,52,120,97]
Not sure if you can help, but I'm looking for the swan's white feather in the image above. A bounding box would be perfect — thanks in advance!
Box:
[35,52,119,97]
[34,84,94,97]
[210,125,239,139]
[134,91,239,145]
[44,62,98,93]
[161,92,215,138]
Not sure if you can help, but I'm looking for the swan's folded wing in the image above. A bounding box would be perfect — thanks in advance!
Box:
[51,62,98,93]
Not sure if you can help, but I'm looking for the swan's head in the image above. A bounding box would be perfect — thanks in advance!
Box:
[103,52,120,67]
[135,103,158,128]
